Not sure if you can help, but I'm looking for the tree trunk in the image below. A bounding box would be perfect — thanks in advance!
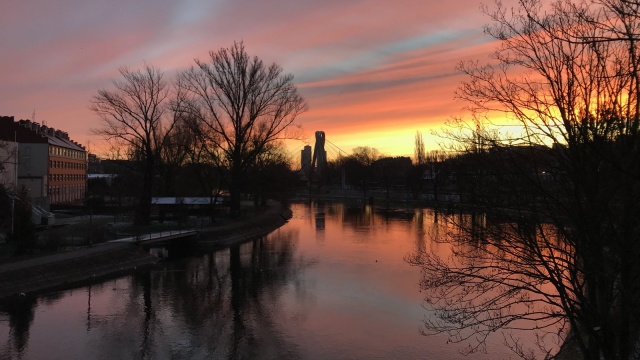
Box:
[229,163,243,218]
[433,178,438,203]
[135,158,154,225]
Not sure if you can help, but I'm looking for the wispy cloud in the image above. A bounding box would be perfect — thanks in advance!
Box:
[0,0,502,155]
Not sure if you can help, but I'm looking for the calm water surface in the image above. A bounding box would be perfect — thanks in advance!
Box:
[0,202,525,359]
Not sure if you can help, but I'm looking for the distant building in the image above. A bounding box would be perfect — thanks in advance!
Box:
[88,153,101,174]
[0,116,87,208]
[301,145,312,171]
[312,131,327,176]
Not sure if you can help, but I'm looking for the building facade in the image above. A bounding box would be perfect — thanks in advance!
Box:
[0,116,87,207]
[301,145,312,171]
[0,140,17,190]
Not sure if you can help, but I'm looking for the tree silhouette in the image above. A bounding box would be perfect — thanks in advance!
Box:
[91,64,181,225]
[178,42,307,217]
[412,1,640,359]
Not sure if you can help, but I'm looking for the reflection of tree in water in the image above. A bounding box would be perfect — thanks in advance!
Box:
[315,211,325,231]
[374,207,415,222]
[88,228,309,359]
[341,202,420,236]
[377,205,420,234]
[0,287,68,359]
[341,204,375,230]
[408,211,565,358]
[0,296,37,359]
[321,201,341,219]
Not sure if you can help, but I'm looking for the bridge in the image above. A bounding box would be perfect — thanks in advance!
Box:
[298,130,349,190]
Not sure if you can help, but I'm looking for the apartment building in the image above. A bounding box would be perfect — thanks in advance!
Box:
[0,116,87,208]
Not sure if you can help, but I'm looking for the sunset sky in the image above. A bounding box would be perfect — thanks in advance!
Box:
[1,0,507,160]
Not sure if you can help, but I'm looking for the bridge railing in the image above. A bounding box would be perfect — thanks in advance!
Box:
[111,229,198,244]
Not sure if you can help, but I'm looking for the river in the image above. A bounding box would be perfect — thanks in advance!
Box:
[0,201,538,359]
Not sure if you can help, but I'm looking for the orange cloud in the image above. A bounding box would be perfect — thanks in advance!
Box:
[0,0,508,159]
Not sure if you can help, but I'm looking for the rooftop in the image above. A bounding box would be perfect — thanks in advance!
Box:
[0,116,85,151]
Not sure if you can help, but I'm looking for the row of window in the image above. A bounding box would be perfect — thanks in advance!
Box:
[49,146,86,160]
[49,185,85,204]
[50,160,86,170]
[49,174,86,182]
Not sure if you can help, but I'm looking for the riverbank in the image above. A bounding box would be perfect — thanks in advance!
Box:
[0,201,292,300]
[198,201,292,249]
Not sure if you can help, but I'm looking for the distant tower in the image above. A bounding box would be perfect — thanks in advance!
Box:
[312,131,327,176]
[301,145,312,171]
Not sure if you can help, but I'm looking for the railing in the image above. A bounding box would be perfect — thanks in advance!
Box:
[110,229,198,244]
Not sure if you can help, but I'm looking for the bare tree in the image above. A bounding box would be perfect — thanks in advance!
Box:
[178,42,308,216]
[158,114,200,196]
[373,156,412,199]
[411,1,640,359]
[245,142,298,207]
[351,146,382,166]
[424,150,448,203]
[414,130,427,167]
[334,146,383,197]
[91,64,179,225]
[409,131,428,199]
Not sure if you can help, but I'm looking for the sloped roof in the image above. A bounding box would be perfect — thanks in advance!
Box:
[0,116,85,151]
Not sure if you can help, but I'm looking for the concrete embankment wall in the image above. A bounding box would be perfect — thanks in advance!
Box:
[0,243,159,299]
[0,203,293,300]
[197,206,293,249]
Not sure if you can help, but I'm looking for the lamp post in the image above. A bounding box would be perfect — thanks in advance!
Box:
[11,132,17,236]
[10,195,14,236]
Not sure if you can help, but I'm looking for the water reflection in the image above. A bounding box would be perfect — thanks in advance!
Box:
[0,202,524,360]
[409,208,564,357]
[0,296,36,358]
[342,204,376,230]
[314,211,325,231]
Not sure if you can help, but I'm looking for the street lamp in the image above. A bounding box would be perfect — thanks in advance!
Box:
[11,194,14,236]
[11,133,17,237]
[7,192,19,237]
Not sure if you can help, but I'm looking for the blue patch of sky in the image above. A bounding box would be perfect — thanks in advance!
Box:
[98,1,224,73]
[169,0,223,28]
[297,28,488,84]
[299,29,490,87]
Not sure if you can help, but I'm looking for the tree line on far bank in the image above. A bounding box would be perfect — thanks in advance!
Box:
[88,39,454,226]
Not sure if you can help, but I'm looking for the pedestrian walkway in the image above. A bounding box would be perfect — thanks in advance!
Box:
[0,242,128,274]
[109,229,198,244]
[0,201,292,299]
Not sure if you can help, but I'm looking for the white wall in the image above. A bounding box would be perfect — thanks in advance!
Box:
[21,177,45,198]
[18,143,48,177]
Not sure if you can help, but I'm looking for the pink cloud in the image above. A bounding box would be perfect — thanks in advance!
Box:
[0,0,509,158]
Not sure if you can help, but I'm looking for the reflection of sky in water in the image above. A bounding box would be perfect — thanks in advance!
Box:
[0,202,540,359]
